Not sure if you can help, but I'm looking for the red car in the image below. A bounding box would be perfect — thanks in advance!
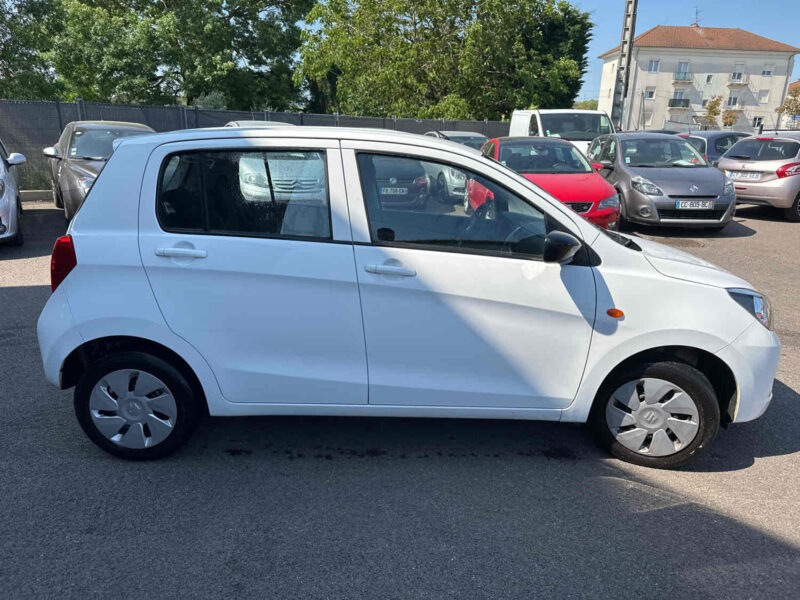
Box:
[473,136,619,229]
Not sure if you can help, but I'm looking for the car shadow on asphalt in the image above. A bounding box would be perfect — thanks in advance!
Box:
[627,217,756,240]
[734,204,789,223]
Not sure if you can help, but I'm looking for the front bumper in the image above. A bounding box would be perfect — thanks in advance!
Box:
[625,189,735,226]
[716,321,781,423]
[0,196,19,242]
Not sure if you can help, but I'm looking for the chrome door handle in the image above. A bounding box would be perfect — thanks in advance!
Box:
[365,264,416,277]
[155,247,207,259]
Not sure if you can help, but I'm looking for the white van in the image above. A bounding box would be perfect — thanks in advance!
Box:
[509,109,616,155]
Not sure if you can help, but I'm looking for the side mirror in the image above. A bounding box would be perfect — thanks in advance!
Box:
[543,231,582,265]
[6,153,26,166]
[43,146,60,159]
[592,161,614,171]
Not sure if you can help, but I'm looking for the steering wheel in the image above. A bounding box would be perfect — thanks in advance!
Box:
[457,199,495,246]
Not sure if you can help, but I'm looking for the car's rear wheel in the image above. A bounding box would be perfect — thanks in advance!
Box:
[589,361,720,468]
[437,173,448,204]
[784,192,800,222]
[74,352,201,460]
[9,201,23,246]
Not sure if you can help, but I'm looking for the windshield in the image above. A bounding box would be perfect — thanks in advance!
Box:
[620,138,708,167]
[447,135,488,150]
[69,128,146,160]
[725,139,800,161]
[498,141,592,174]
[539,113,613,142]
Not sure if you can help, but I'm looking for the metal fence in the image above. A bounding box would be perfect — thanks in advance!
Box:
[0,99,510,189]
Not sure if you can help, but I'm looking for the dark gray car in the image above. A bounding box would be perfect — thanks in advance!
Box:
[679,131,750,165]
[587,132,735,229]
[44,121,154,219]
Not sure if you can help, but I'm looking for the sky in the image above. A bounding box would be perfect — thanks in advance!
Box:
[574,0,800,101]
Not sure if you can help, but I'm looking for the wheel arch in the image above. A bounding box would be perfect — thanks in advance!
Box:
[587,345,738,425]
[61,335,210,416]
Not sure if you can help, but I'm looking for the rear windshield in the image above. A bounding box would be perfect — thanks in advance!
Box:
[684,137,706,155]
[725,139,800,161]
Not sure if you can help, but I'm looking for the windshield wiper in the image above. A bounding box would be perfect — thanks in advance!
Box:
[727,154,750,160]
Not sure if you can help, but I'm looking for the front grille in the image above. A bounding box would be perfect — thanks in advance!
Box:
[272,177,321,191]
[658,209,726,220]
[566,202,593,214]
[668,195,717,199]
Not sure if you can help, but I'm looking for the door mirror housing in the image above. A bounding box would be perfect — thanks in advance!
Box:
[43,146,60,159]
[543,231,582,265]
[6,152,26,166]
[592,161,614,171]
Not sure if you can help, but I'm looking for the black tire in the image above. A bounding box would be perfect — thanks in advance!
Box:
[616,190,631,231]
[74,351,201,460]
[437,173,448,204]
[784,192,800,222]
[9,203,23,246]
[52,183,63,208]
[589,361,720,469]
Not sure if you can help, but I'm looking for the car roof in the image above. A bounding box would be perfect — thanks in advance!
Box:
[115,126,483,156]
[224,120,294,127]
[613,132,681,141]
[536,109,606,115]
[437,130,486,137]
[70,121,154,131]
[494,136,575,146]
[684,130,749,139]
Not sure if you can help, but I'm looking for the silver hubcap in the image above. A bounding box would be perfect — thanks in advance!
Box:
[89,369,178,449]
[605,377,700,457]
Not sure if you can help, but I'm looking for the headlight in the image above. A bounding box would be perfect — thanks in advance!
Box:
[598,193,619,210]
[449,168,466,182]
[728,288,773,330]
[77,176,95,196]
[631,176,663,196]
[242,173,269,187]
[723,177,734,196]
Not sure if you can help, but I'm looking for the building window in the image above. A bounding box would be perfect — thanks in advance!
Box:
[648,59,659,73]
[673,90,684,100]
[701,99,709,107]
[758,89,770,104]
[727,96,739,108]
[644,87,655,99]
[731,64,745,82]
[706,74,713,84]
[753,116,764,128]
[762,65,773,77]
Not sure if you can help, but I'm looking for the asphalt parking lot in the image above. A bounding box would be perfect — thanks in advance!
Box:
[1,201,798,599]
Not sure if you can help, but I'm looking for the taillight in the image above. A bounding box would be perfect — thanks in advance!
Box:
[755,137,774,141]
[776,162,800,178]
[51,235,77,292]
[414,175,427,187]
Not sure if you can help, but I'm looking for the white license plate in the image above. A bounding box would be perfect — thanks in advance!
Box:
[380,187,408,195]
[676,200,713,209]
[727,171,760,180]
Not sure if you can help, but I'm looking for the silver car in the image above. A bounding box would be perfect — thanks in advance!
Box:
[0,137,26,246]
[587,132,735,230]
[717,133,800,222]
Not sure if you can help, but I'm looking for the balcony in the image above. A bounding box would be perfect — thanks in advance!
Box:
[668,98,691,109]
[728,73,750,87]
[672,71,692,84]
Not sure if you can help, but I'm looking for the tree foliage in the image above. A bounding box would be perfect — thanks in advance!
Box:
[722,109,739,128]
[297,0,592,119]
[47,0,314,109]
[573,99,598,110]
[777,87,800,117]
[0,0,61,99]
[700,95,722,127]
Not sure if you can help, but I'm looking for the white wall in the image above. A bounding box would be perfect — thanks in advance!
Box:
[598,47,797,131]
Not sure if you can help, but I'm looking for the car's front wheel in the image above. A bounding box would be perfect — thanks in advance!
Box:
[784,192,800,223]
[52,182,63,208]
[590,361,720,468]
[74,351,201,460]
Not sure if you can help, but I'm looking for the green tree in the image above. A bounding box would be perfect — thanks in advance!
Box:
[297,0,592,119]
[47,0,313,109]
[777,87,800,122]
[722,109,739,128]
[573,99,598,110]
[0,0,62,99]
[702,95,722,127]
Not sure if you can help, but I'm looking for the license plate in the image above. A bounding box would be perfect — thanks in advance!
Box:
[676,200,713,209]
[380,187,408,195]
[727,171,760,180]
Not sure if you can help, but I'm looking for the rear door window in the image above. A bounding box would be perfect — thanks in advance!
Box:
[157,149,331,239]
[726,139,800,161]
[685,137,706,155]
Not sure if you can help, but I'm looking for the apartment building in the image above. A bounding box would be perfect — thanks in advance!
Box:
[598,25,799,131]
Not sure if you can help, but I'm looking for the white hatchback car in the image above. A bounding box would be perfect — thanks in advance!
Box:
[37,127,780,468]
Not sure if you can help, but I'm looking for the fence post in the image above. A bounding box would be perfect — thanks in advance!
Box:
[299,112,304,125]
[193,106,199,128]
[335,112,340,127]
[180,106,188,129]
[76,97,84,120]
[264,109,269,121]
[392,116,397,130]
[483,118,488,135]
[54,98,64,131]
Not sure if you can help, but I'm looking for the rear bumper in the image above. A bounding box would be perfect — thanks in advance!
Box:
[36,286,83,387]
[732,178,800,208]
[716,322,781,423]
